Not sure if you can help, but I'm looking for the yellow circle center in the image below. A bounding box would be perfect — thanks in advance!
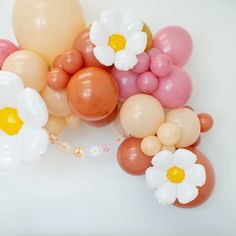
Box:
[109,34,126,52]
[167,166,185,184]
[0,107,23,136]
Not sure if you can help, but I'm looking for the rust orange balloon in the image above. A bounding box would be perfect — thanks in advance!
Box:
[117,137,152,175]
[67,67,119,121]
[174,147,215,208]
[198,113,214,133]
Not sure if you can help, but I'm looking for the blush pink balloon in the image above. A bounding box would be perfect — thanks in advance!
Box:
[153,26,193,67]
[0,39,18,69]
[147,48,161,60]
[152,66,192,108]
[138,71,158,94]
[111,67,140,102]
[132,52,150,74]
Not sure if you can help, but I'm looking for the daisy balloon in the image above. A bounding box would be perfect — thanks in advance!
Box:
[145,149,206,205]
[90,9,147,71]
[0,71,49,170]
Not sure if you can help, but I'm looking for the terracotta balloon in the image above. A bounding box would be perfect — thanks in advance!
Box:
[198,113,214,132]
[120,94,165,138]
[86,106,118,127]
[13,0,85,65]
[166,108,201,148]
[73,28,105,68]
[117,137,152,175]
[2,50,48,92]
[174,147,215,208]
[67,67,119,121]
[41,86,72,117]
[64,113,81,129]
[45,115,65,136]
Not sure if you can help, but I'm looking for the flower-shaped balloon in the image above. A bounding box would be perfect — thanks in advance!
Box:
[90,9,147,71]
[0,71,49,170]
[145,149,206,205]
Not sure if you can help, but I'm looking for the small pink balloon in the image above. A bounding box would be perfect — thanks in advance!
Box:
[153,26,193,67]
[147,48,161,60]
[0,39,18,69]
[150,54,173,77]
[138,71,158,94]
[152,66,192,108]
[132,52,150,74]
[111,67,140,102]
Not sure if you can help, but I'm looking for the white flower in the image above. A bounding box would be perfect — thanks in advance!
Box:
[90,9,147,71]
[0,71,49,170]
[145,149,206,205]
[90,146,100,157]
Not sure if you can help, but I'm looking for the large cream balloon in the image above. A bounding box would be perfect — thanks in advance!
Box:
[2,50,48,92]
[13,0,85,65]
[120,94,165,138]
[41,86,72,117]
[166,107,201,148]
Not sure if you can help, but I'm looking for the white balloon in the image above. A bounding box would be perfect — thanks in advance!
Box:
[17,88,48,127]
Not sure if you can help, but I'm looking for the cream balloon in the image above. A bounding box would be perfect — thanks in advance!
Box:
[41,86,72,117]
[161,145,176,153]
[13,0,85,65]
[141,136,162,156]
[120,94,165,138]
[166,108,200,148]
[65,114,81,129]
[2,50,48,92]
[45,115,65,136]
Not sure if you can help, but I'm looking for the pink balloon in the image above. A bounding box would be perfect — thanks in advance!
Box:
[132,52,150,74]
[152,66,192,108]
[150,54,173,77]
[138,71,158,94]
[147,48,161,60]
[153,26,193,67]
[0,39,18,69]
[111,67,140,102]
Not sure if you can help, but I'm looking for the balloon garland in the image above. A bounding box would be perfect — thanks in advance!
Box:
[0,1,215,208]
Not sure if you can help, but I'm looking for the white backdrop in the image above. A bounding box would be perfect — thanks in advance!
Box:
[0,0,236,235]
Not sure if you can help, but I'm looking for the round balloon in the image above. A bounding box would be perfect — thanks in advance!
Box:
[67,67,119,121]
[174,147,215,208]
[120,94,165,138]
[2,50,48,92]
[13,0,85,65]
[117,137,152,175]
[166,108,201,148]
[64,113,81,129]
[45,115,65,136]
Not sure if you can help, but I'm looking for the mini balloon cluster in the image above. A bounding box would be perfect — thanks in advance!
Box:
[0,1,214,208]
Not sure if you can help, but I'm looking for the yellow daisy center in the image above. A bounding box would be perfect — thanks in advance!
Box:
[0,107,23,136]
[109,34,126,52]
[167,166,185,184]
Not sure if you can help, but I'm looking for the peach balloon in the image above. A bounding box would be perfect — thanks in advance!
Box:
[161,145,176,152]
[157,122,181,146]
[166,108,200,148]
[141,136,162,156]
[13,0,85,65]
[45,115,65,136]
[41,86,72,117]
[120,94,165,138]
[65,113,81,129]
[2,50,48,92]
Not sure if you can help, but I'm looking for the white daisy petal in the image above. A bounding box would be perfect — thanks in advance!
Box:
[174,149,197,170]
[145,167,167,189]
[0,71,24,108]
[93,45,115,66]
[90,21,109,46]
[155,181,177,205]
[177,181,199,204]
[151,150,175,171]
[0,133,21,170]
[17,88,48,127]
[114,50,137,71]
[126,32,147,54]
[100,9,121,34]
[120,14,144,37]
[17,126,49,162]
[185,164,206,187]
